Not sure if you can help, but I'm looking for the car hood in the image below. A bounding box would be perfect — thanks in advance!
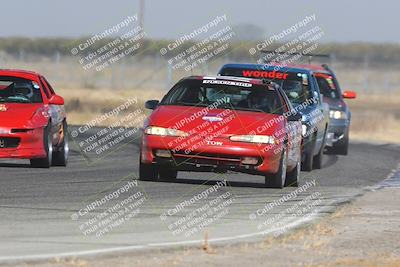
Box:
[147,105,285,136]
[297,105,317,117]
[297,104,325,125]
[0,103,43,128]
[323,97,346,111]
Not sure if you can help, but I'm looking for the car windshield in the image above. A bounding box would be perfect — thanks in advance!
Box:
[315,74,339,99]
[220,67,313,107]
[0,77,43,103]
[161,79,285,114]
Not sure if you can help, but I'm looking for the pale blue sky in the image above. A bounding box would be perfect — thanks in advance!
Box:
[0,0,398,43]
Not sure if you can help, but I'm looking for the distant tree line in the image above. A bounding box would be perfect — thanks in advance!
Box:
[0,37,399,64]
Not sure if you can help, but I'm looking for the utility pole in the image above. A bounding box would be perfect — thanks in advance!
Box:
[139,0,145,31]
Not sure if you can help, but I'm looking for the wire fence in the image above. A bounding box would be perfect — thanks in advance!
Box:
[0,52,399,94]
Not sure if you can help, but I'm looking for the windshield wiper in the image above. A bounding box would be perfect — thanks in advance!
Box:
[215,103,264,113]
[164,102,266,113]
[232,107,264,113]
[166,102,209,107]
[7,99,31,103]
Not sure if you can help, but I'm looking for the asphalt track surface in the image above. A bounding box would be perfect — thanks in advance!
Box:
[0,126,399,263]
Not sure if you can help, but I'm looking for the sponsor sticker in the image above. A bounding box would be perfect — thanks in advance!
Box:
[202,80,252,87]
[242,70,289,80]
[202,116,223,122]
[32,82,40,89]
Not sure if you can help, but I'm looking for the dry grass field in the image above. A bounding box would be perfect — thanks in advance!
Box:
[347,93,400,143]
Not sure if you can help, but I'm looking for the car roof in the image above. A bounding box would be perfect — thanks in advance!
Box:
[184,75,266,85]
[277,63,333,74]
[220,63,313,75]
[0,69,41,80]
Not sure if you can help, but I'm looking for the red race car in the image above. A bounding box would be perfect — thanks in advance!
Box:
[0,69,69,168]
[141,76,302,188]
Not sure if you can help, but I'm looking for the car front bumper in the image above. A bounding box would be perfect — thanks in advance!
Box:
[326,119,349,147]
[141,134,283,175]
[0,127,46,159]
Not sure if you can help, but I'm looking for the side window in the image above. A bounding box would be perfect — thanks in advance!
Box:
[310,75,321,103]
[277,90,290,114]
[316,77,328,95]
[316,77,337,99]
[39,77,51,99]
[43,78,56,95]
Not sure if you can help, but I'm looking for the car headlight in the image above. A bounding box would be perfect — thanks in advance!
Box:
[230,135,275,144]
[145,126,188,137]
[302,124,307,136]
[329,110,347,120]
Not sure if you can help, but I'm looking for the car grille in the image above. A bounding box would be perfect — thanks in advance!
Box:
[171,151,261,166]
[0,137,21,148]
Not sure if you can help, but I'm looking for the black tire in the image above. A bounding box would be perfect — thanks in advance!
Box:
[52,121,69,167]
[285,159,300,187]
[333,137,349,155]
[159,167,178,181]
[265,148,287,189]
[30,124,53,168]
[330,129,349,155]
[301,151,313,172]
[139,162,158,181]
[301,133,315,172]
[313,129,326,169]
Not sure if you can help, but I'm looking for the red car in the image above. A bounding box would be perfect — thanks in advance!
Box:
[140,76,302,188]
[0,69,68,168]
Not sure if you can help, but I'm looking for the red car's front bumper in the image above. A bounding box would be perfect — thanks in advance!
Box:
[0,128,46,159]
[141,134,283,175]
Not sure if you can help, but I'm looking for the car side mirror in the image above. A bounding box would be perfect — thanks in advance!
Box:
[342,90,357,99]
[288,113,301,121]
[313,91,321,103]
[145,100,159,110]
[49,95,64,105]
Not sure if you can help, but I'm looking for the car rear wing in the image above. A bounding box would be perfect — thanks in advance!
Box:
[260,50,332,64]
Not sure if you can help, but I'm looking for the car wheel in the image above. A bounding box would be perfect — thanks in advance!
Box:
[334,136,349,155]
[313,129,326,169]
[52,121,69,167]
[30,124,53,168]
[265,148,287,189]
[301,133,315,172]
[159,167,178,181]
[301,150,313,172]
[139,161,158,181]
[330,129,349,155]
[285,158,300,187]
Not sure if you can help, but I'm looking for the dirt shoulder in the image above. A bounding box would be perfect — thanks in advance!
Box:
[10,185,400,267]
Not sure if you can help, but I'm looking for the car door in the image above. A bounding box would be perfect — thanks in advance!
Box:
[39,76,64,145]
[278,89,301,168]
[310,74,329,152]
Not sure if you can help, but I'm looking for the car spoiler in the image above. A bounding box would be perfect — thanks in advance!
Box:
[260,50,332,64]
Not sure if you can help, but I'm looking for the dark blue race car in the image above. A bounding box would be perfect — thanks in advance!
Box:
[218,63,330,171]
